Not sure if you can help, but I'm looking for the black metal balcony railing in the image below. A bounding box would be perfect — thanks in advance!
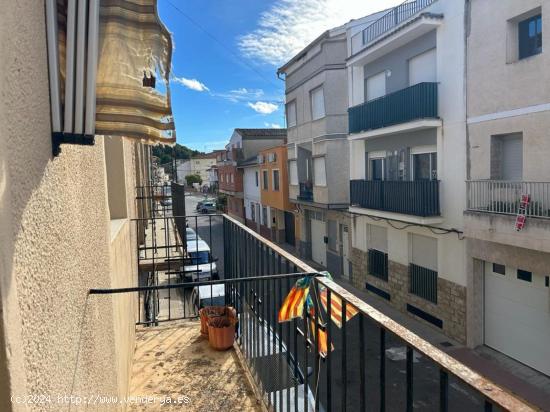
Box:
[298,182,313,202]
[351,179,440,217]
[87,183,533,412]
[348,82,438,134]
[368,249,388,281]
[362,0,439,45]
[409,263,438,304]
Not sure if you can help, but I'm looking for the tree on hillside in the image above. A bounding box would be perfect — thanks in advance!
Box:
[152,144,202,165]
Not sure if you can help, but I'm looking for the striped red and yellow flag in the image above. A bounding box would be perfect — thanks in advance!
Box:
[319,288,359,328]
[278,285,310,323]
[310,319,333,355]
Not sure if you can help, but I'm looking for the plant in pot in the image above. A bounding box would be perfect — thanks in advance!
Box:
[207,308,237,351]
[199,306,226,338]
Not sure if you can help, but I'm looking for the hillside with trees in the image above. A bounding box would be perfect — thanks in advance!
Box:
[152,143,203,165]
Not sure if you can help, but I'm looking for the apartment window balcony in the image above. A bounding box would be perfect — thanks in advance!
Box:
[351,179,440,217]
[467,180,550,219]
[348,82,438,134]
[298,181,314,202]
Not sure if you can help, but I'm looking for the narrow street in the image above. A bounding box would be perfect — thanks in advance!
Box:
[177,192,481,411]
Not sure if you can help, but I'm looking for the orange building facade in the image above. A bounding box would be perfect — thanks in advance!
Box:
[259,145,295,245]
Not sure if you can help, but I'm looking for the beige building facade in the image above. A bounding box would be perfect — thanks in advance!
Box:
[278,26,353,280]
[0,1,160,409]
[465,0,550,376]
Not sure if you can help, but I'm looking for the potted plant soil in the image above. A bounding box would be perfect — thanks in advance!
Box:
[199,306,226,338]
[207,308,237,350]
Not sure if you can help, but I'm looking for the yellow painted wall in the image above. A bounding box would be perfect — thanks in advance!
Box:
[259,146,293,212]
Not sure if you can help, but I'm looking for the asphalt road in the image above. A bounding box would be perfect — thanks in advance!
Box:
[184,193,225,279]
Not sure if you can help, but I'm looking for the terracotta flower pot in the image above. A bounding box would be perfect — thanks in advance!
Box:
[207,315,236,351]
[199,306,226,337]
[199,306,236,338]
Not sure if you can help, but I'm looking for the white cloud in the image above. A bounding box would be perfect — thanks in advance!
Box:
[248,101,279,114]
[238,0,403,66]
[264,122,282,129]
[213,88,265,103]
[173,76,210,92]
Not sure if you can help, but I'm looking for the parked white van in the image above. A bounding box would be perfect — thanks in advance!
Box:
[184,239,218,281]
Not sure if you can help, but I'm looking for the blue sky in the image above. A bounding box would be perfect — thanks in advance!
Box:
[158,0,402,151]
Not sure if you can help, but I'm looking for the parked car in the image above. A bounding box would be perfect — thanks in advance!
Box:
[184,239,218,281]
[199,201,217,214]
[185,227,200,242]
[195,198,215,212]
[191,283,225,309]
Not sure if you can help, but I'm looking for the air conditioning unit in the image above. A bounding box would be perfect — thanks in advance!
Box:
[257,154,264,164]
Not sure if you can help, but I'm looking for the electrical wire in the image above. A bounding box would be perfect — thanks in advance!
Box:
[345,210,464,240]
[166,0,281,89]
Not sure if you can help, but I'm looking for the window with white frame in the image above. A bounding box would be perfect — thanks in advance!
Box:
[368,151,386,181]
[313,157,326,186]
[310,87,325,120]
[230,173,234,183]
[289,160,298,185]
[273,169,280,191]
[251,202,256,221]
[286,100,297,127]
[411,146,437,181]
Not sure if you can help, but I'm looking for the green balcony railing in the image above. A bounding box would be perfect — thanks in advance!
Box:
[350,179,440,217]
[348,82,438,134]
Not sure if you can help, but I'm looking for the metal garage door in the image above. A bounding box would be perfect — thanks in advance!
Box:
[484,262,550,376]
[310,214,326,267]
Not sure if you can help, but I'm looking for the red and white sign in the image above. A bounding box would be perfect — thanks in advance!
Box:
[515,194,530,231]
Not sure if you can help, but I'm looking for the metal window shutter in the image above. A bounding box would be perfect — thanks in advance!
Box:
[411,234,437,271]
[501,137,523,180]
[366,72,386,101]
[367,224,388,253]
[408,48,437,86]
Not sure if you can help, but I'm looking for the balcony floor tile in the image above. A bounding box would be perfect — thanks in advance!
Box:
[129,321,261,411]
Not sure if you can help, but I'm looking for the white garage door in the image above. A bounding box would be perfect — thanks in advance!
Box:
[484,262,550,376]
[311,217,326,267]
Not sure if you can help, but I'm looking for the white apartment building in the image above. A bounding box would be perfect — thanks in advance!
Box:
[346,0,468,343]
[464,0,550,376]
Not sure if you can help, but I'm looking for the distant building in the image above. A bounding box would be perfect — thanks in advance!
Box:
[177,150,223,188]
[240,156,261,232]
[259,145,295,245]
[218,129,287,222]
